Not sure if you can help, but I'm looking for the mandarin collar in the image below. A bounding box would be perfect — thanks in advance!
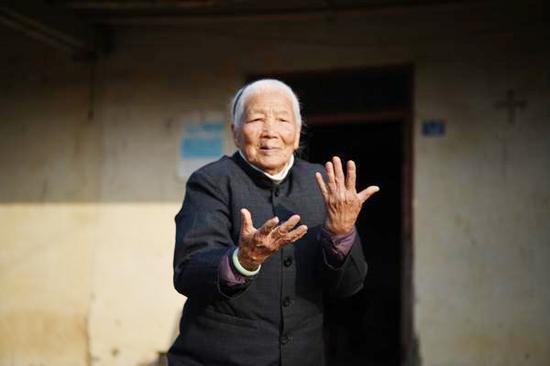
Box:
[232,151,294,189]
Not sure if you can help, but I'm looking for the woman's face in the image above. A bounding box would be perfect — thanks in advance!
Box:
[232,89,300,175]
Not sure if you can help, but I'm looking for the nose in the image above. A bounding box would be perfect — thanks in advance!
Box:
[261,116,277,137]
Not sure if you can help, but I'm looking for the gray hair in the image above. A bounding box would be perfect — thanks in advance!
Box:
[230,79,302,128]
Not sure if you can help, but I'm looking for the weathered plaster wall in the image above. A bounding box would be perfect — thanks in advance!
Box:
[0,30,184,365]
[0,30,96,365]
[1,1,549,365]
[414,35,550,365]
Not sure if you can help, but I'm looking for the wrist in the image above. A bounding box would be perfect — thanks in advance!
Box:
[232,248,261,277]
[237,249,260,271]
[324,223,353,236]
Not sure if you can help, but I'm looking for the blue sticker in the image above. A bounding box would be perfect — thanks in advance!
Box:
[422,120,445,137]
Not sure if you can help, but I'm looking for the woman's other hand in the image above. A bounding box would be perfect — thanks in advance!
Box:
[315,156,379,236]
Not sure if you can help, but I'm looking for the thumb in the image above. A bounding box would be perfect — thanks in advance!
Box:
[358,185,380,203]
[240,208,255,235]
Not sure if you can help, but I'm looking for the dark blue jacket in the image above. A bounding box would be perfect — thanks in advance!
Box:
[168,152,367,366]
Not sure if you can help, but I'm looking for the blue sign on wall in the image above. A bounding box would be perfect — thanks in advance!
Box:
[178,120,226,179]
[422,120,446,137]
[180,122,224,158]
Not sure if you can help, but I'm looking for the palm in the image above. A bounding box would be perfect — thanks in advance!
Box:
[315,156,379,235]
[237,208,308,270]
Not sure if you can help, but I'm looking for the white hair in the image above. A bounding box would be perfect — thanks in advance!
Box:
[230,79,302,128]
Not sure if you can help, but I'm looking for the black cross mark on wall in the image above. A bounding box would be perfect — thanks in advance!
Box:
[495,89,527,124]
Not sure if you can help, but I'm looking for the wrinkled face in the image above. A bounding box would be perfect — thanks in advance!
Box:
[232,89,300,175]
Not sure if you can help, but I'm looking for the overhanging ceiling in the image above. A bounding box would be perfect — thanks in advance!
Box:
[63,0,477,24]
[0,0,483,57]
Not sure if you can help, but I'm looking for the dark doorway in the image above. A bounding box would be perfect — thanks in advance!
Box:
[248,67,413,366]
[307,121,403,366]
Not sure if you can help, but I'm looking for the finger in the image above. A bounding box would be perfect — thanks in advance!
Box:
[358,185,380,203]
[315,172,329,200]
[240,208,255,235]
[284,225,308,245]
[332,156,345,189]
[326,161,336,192]
[258,216,280,236]
[346,160,357,192]
[277,214,301,235]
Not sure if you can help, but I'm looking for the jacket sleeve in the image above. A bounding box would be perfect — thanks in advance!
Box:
[320,228,368,298]
[173,171,240,300]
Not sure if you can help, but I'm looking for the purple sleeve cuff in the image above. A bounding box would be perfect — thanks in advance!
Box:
[320,226,357,267]
[219,247,249,288]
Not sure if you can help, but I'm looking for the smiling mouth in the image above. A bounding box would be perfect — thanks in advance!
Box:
[259,146,281,154]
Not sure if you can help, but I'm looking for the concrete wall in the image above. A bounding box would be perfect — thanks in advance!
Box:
[1,1,549,365]
[414,34,550,365]
[1,29,95,365]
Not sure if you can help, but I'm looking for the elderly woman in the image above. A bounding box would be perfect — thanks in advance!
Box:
[168,79,379,366]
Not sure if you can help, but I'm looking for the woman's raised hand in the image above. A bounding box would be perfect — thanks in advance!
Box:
[315,156,379,236]
[237,208,308,271]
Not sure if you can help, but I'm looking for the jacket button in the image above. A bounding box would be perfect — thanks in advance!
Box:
[274,187,280,197]
[283,297,291,307]
[283,256,293,267]
[280,334,290,345]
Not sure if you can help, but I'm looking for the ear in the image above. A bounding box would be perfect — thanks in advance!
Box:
[231,123,241,149]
